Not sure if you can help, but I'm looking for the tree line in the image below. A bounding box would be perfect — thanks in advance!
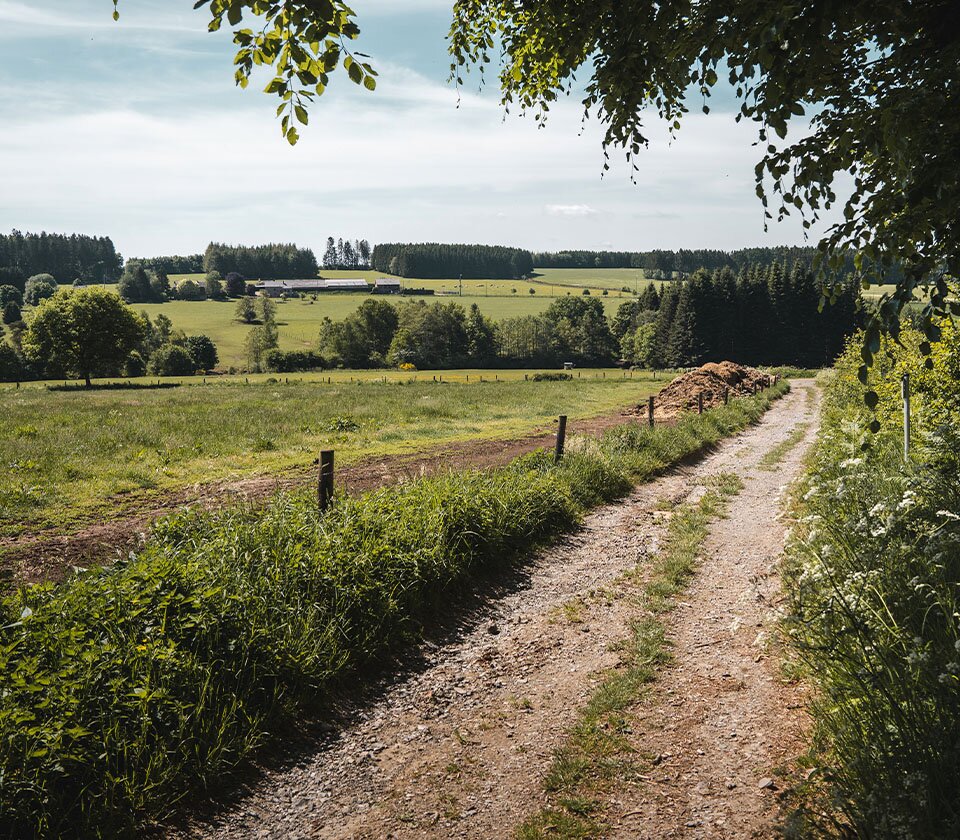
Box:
[202,242,318,279]
[131,254,205,275]
[532,246,827,276]
[616,262,861,369]
[371,243,534,279]
[0,230,122,289]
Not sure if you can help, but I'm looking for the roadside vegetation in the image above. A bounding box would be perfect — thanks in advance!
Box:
[783,319,960,836]
[0,377,655,538]
[0,383,787,837]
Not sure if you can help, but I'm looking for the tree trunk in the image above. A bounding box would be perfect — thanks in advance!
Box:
[85,372,91,388]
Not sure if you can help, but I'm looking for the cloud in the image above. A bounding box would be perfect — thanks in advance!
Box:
[545,204,598,217]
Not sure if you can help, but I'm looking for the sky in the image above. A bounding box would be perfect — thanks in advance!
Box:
[0,0,842,261]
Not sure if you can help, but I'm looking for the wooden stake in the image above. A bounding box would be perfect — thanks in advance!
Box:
[648,395,655,428]
[698,393,704,414]
[555,415,567,463]
[318,450,334,512]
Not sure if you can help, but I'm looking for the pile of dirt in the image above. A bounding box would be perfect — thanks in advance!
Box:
[649,362,771,419]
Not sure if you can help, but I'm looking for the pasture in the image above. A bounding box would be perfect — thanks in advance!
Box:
[0,373,660,538]
[139,273,644,367]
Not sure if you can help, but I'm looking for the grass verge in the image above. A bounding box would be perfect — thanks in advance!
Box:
[0,383,787,837]
[516,472,743,839]
[781,322,960,836]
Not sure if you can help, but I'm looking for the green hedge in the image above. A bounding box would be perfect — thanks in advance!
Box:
[784,322,960,836]
[0,383,787,837]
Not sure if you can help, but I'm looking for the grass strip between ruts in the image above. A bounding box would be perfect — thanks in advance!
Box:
[516,473,744,839]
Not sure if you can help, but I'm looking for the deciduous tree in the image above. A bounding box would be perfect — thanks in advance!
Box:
[22,287,145,386]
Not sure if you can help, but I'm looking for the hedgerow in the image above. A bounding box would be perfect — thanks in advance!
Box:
[0,383,786,837]
[783,320,960,836]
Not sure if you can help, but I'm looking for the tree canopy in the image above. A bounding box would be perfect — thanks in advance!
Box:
[22,287,145,386]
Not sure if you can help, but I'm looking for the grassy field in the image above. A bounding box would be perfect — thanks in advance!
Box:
[145,271,642,367]
[0,373,661,538]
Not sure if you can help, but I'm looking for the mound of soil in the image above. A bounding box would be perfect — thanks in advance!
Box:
[648,362,771,419]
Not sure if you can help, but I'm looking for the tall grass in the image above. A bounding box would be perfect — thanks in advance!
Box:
[0,384,787,837]
[0,377,654,537]
[783,321,960,837]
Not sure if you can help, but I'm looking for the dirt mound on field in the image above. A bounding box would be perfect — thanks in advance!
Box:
[650,362,771,419]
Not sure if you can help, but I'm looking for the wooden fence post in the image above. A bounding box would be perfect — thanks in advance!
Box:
[648,395,655,427]
[555,415,567,463]
[724,387,729,405]
[318,450,335,512]
[697,393,704,414]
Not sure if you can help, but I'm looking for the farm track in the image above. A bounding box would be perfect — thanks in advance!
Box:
[2,407,649,588]
[171,381,818,840]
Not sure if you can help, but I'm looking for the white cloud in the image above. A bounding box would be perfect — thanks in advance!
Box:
[546,204,598,217]
[0,6,848,258]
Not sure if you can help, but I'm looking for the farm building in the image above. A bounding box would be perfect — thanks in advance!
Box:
[254,278,371,296]
[322,278,371,292]
[372,278,402,294]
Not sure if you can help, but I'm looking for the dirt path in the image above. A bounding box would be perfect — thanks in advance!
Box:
[2,409,639,588]
[172,381,818,840]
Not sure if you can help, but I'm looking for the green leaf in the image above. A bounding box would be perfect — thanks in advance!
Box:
[363,74,376,91]
[294,105,308,125]
[863,390,879,409]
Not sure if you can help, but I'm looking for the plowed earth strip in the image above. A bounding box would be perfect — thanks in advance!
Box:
[173,381,818,840]
[2,409,642,588]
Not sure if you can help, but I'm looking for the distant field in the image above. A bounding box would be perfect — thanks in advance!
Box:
[141,273,638,366]
[531,267,657,292]
[0,373,660,538]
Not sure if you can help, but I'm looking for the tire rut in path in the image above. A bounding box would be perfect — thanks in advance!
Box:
[175,382,819,840]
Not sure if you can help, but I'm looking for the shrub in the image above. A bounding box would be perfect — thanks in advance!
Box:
[184,335,219,371]
[148,344,195,377]
[24,274,58,306]
[263,349,324,373]
[783,323,960,836]
[0,285,22,308]
[175,280,206,301]
[1,301,20,324]
[532,372,572,382]
[124,351,147,378]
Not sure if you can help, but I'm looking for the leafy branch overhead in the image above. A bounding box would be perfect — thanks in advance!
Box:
[111,0,377,146]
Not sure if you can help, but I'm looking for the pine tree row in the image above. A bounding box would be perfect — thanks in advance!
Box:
[202,242,318,280]
[371,243,534,279]
[616,262,861,369]
[0,230,122,289]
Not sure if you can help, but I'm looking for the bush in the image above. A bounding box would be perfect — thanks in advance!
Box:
[0,285,22,308]
[148,344,195,377]
[532,372,572,381]
[184,335,219,371]
[24,274,57,306]
[124,351,147,378]
[783,323,960,836]
[0,343,25,382]
[175,280,206,301]
[1,301,20,324]
[263,349,324,373]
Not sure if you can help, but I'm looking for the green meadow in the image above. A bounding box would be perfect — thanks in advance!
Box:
[0,374,660,538]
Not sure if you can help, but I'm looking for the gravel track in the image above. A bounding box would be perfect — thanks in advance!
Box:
[173,381,819,840]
